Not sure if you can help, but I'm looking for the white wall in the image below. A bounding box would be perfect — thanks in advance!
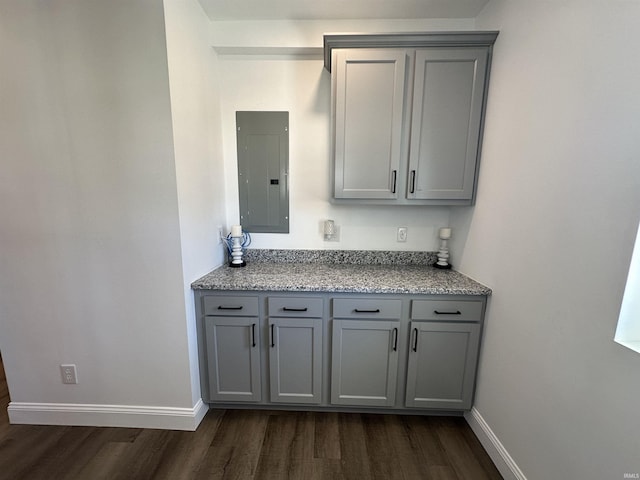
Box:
[214,19,477,252]
[452,1,640,478]
[163,0,227,407]
[0,0,195,411]
[210,18,475,50]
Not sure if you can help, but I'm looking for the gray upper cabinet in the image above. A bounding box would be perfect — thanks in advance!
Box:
[325,32,498,205]
[408,48,488,200]
[333,49,406,199]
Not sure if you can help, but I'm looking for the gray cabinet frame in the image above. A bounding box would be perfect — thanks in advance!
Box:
[194,290,487,414]
[330,319,400,406]
[266,296,324,404]
[326,32,498,206]
[204,316,262,402]
[405,321,481,409]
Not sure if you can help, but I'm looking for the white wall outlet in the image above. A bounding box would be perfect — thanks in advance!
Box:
[60,364,78,384]
[397,227,408,242]
[217,226,224,245]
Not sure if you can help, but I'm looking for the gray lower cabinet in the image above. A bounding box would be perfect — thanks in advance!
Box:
[405,299,483,410]
[267,296,323,404]
[197,291,486,412]
[331,319,400,406]
[202,295,261,402]
[405,321,481,410]
[330,298,402,407]
[204,316,261,402]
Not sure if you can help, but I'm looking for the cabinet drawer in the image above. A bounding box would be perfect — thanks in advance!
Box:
[203,295,259,316]
[268,297,323,318]
[410,300,483,321]
[333,298,401,319]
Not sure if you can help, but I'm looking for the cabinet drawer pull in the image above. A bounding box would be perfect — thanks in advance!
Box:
[251,323,256,347]
[410,170,416,194]
[218,305,243,310]
[271,323,275,348]
[282,307,308,312]
[393,327,398,351]
[354,308,381,313]
[391,170,397,194]
[412,327,418,352]
[434,310,462,315]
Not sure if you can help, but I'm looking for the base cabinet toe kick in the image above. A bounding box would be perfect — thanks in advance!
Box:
[195,291,487,413]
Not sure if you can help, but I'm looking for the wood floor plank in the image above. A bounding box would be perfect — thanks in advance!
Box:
[56,427,142,480]
[98,428,175,480]
[459,417,504,480]
[432,416,498,480]
[429,464,460,480]
[338,413,373,480]
[310,458,345,480]
[13,426,97,480]
[403,415,449,467]
[361,413,405,480]
[73,440,132,480]
[314,411,341,460]
[151,409,225,480]
[0,425,71,479]
[383,414,433,480]
[195,409,269,479]
[254,411,315,479]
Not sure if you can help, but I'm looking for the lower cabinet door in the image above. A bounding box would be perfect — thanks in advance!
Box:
[268,318,323,404]
[204,316,261,402]
[331,319,399,407]
[405,322,480,409]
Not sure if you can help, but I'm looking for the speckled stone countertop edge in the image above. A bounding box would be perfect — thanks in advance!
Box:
[192,282,491,296]
[191,251,491,296]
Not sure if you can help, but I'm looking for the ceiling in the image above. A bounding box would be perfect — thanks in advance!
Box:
[197,0,490,21]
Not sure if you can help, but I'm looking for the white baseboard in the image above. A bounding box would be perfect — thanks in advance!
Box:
[465,407,527,480]
[7,398,209,431]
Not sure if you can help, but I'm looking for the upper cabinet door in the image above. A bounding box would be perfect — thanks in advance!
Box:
[407,48,488,201]
[333,49,407,199]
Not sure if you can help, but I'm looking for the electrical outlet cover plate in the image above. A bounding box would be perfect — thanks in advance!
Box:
[60,364,78,384]
[397,227,408,242]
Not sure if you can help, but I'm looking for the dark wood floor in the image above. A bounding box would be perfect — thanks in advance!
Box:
[0,356,501,479]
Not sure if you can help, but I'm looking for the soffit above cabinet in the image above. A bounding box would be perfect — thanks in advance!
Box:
[323,31,499,71]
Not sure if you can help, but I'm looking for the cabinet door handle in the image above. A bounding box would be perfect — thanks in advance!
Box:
[412,327,418,352]
[218,305,243,310]
[270,323,275,348]
[354,308,381,313]
[391,170,397,194]
[282,307,308,312]
[410,170,416,194]
[434,310,462,315]
[392,327,398,351]
[251,323,256,347]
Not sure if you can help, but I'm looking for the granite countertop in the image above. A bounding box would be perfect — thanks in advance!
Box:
[191,249,491,296]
